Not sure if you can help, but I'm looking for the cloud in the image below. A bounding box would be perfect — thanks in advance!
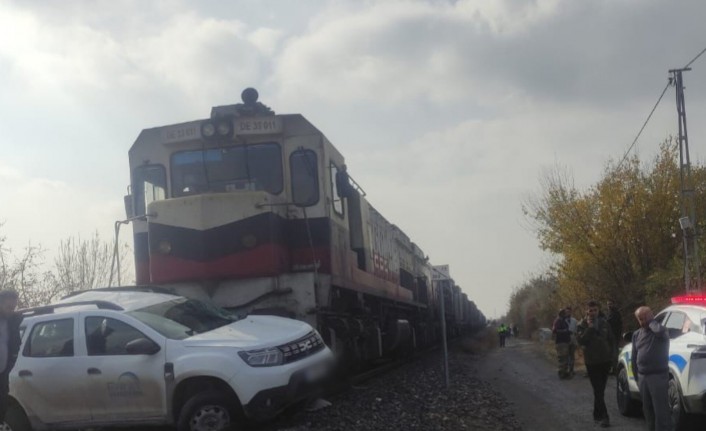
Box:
[273,0,706,110]
[0,166,123,255]
[0,1,285,115]
[2,0,706,315]
[248,27,284,55]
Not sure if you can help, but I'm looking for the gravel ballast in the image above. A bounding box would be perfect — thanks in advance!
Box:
[264,344,522,431]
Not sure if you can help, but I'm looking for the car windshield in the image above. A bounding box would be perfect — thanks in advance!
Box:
[127,298,236,340]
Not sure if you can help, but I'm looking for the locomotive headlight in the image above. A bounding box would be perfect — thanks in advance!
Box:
[201,121,216,138]
[238,347,283,367]
[216,119,232,137]
[158,240,172,254]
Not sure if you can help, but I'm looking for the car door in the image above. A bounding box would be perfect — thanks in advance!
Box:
[663,310,699,381]
[80,313,167,423]
[12,317,92,425]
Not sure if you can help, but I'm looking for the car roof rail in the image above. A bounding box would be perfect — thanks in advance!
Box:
[61,285,176,300]
[19,300,124,317]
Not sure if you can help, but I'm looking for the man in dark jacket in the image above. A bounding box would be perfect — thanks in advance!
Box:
[632,306,672,431]
[578,300,615,428]
[0,290,21,426]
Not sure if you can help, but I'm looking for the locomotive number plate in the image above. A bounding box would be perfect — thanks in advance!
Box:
[162,124,198,143]
[235,117,282,135]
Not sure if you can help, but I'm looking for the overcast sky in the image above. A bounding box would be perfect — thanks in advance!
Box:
[2,0,706,318]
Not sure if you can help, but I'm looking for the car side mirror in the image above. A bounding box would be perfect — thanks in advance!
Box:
[622,331,633,342]
[125,337,160,355]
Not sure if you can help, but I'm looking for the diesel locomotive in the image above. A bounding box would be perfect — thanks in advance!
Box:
[124,89,485,365]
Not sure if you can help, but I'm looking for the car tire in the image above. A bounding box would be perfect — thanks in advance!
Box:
[176,391,240,431]
[668,378,693,431]
[616,367,640,417]
[4,403,31,431]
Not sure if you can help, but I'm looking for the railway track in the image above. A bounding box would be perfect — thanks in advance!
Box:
[334,341,451,393]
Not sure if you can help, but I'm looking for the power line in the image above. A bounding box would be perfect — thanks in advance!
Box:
[616,82,670,170]
[684,46,706,69]
[616,45,706,170]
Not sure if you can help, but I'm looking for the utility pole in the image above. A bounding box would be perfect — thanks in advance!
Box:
[439,280,449,388]
[670,67,702,293]
[431,265,450,389]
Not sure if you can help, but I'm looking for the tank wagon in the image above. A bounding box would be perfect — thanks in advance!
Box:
[124,89,485,365]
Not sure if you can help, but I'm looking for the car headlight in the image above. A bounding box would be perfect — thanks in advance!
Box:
[238,348,283,367]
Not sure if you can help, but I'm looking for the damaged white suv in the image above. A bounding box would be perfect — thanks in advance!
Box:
[5,288,333,431]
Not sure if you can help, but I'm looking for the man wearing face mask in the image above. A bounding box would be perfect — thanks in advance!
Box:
[0,290,21,429]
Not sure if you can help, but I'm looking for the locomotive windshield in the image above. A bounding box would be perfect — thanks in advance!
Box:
[171,142,283,196]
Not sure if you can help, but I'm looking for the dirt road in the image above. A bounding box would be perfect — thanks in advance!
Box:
[477,337,644,430]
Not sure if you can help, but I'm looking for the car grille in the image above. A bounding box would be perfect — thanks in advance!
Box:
[279,331,325,363]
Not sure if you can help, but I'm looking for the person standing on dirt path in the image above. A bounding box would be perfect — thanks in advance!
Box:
[552,309,571,379]
[577,300,615,428]
[632,306,672,431]
[564,306,579,376]
[498,323,508,347]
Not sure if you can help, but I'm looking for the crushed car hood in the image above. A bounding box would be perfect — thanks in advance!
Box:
[182,315,312,349]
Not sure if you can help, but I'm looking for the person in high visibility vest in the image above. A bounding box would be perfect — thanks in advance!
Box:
[497,323,508,347]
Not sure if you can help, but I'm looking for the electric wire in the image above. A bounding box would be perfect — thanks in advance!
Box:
[684,46,706,69]
[616,82,670,170]
[616,45,706,170]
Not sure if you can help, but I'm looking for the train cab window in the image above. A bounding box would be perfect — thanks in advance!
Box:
[171,143,282,196]
[133,165,166,216]
[290,150,319,207]
[329,163,344,216]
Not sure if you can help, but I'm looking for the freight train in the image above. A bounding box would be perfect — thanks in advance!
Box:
[124,88,485,366]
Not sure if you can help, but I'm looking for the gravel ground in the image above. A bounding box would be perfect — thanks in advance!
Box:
[477,338,646,431]
[262,342,522,431]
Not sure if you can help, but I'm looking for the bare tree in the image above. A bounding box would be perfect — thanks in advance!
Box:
[0,226,134,308]
[0,229,63,307]
[54,231,131,293]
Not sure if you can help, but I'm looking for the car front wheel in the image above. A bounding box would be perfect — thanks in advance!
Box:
[616,367,640,417]
[177,391,239,431]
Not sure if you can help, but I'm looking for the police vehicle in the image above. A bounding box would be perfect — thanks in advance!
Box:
[5,287,333,431]
[616,295,706,429]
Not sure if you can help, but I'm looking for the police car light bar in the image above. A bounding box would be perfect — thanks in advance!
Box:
[671,294,706,305]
